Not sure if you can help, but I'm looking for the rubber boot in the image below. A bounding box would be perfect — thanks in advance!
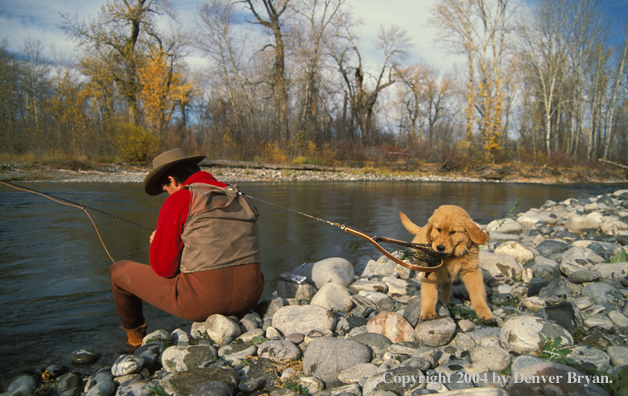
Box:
[123,324,147,352]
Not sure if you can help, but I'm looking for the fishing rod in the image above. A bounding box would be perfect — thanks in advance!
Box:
[236,190,445,272]
[0,181,154,231]
[1,181,154,263]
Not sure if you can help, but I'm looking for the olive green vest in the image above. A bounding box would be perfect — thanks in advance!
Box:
[179,183,261,273]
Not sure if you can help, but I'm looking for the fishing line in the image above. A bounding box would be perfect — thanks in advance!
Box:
[237,190,445,272]
[1,181,154,263]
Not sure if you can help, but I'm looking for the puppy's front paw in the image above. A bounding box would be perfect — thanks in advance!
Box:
[476,307,494,323]
[419,310,438,321]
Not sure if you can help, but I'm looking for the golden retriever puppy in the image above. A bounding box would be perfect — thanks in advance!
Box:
[400,205,494,323]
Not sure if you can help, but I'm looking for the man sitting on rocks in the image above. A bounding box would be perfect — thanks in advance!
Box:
[109,148,265,350]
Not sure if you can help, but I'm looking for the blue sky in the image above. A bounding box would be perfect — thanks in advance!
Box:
[0,0,625,73]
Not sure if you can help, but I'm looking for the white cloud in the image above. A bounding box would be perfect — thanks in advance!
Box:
[349,0,465,72]
[0,0,465,71]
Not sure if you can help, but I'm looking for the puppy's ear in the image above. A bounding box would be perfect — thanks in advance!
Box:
[400,211,422,235]
[424,222,434,243]
[465,219,488,245]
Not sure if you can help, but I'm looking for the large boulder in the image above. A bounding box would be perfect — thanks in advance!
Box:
[272,305,335,335]
[302,337,372,388]
[291,257,354,288]
[500,316,573,355]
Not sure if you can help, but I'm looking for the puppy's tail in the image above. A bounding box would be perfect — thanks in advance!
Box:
[399,211,422,235]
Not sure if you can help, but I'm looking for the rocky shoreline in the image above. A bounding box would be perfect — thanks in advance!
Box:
[2,160,627,184]
[4,190,628,396]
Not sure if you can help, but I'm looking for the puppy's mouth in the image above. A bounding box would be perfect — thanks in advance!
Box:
[433,242,468,257]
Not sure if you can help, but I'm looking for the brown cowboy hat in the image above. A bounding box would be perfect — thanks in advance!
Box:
[143,148,205,195]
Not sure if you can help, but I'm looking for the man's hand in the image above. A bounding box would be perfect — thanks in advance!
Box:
[150,230,156,244]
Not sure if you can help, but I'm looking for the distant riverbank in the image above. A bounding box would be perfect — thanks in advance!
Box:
[2,160,627,185]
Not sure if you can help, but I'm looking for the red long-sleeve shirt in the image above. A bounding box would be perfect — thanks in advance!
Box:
[149,171,227,277]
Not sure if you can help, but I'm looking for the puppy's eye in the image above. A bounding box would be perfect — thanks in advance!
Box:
[450,230,456,235]
[436,228,441,232]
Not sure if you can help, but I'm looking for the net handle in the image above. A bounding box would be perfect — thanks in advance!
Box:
[343,226,443,272]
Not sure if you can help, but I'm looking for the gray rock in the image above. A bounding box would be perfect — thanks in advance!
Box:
[584,314,616,330]
[499,316,573,354]
[510,355,546,373]
[436,389,510,395]
[608,310,628,327]
[362,366,426,395]
[217,344,257,363]
[594,262,628,281]
[535,240,568,256]
[310,282,354,312]
[489,230,522,242]
[527,278,570,302]
[161,345,217,373]
[115,379,155,396]
[494,241,535,264]
[255,297,285,317]
[479,251,524,279]
[568,270,602,283]
[135,343,163,372]
[6,375,37,396]
[337,363,378,384]
[349,332,392,356]
[470,346,511,372]
[276,280,318,300]
[568,346,611,372]
[160,367,239,396]
[205,314,241,345]
[508,362,609,396]
[565,214,600,233]
[349,280,388,293]
[532,264,561,279]
[487,218,524,234]
[238,378,267,393]
[606,345,628,367]
[70,349,99,364]
[111,354,144,376]
[189,381,233,396]
[292,257,354,288]
[55,373,82,396]
[171,328,190,345]
[361,257,397,277]
[582,282,622,305]
[86,370,115,396]
[257,340,301,361]
[357,291,395,311]
[240,313,263,333]
[414,317,457,347]
[312,383,361,396]
[272,305,335,335]
[302,337,372,388]
[560,246,605,276]
[403,296,450,327]
[143,329,170,345]
[533,302,583,333]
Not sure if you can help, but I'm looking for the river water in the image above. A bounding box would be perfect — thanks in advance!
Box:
[0,180,626,378]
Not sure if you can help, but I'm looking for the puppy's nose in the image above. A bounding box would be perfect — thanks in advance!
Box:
[437,245,446,252]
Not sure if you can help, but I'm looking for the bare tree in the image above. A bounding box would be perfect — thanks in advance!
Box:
[292,0,346,142]
[244,0,291,142]
[603,29,628,159]
[63,0,176,126]
[328,17,409,144]
[515,0,571,158]
[432,0,517,162]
